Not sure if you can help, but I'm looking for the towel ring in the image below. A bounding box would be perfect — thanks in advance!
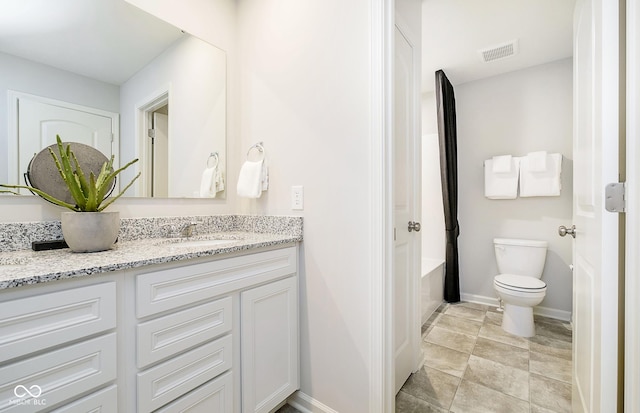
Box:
[246,142,265,161]
[207,152,219,168]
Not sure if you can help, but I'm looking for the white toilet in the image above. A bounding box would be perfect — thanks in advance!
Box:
[493,238,548,337]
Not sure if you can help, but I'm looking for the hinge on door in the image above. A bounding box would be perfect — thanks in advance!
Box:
[148,128,155,138]
[605,182,626,213]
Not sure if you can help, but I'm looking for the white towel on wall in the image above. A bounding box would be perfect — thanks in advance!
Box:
[526,151,548,172]
[237,159,268,198]
[484,158,520,199]
[199,166,225,198]
[492,155,513,173]
[519,153,562,197]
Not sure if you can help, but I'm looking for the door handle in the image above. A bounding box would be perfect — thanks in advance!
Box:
[408,221,421,232]
[558,225,576,238]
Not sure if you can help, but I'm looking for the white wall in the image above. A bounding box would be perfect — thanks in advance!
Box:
[235,0,383,411]
[423,59,574,315]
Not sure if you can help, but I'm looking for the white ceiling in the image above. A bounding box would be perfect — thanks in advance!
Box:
[0,0,183,85]
[421,0,576,93]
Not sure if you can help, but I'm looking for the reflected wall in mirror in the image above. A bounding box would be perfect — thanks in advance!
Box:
[0,0,226,199]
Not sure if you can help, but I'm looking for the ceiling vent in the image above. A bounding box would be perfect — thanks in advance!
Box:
[479,39,519,63]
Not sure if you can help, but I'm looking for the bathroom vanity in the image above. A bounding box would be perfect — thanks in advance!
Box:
[0,215,302,413]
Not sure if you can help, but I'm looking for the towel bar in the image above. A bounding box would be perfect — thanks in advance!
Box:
[246,142,265,161]
[207,152,219,168]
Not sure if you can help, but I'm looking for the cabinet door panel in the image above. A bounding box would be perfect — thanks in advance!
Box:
[155,372,233,413]
[0,333,117,411]
[137,334,232,412]
[137,296,232,368]
[0,283,116,363]
[241,276,299,413]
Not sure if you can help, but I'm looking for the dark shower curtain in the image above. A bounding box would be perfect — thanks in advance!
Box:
[435,70,460,303]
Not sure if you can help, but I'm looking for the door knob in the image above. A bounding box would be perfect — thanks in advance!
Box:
[558,225,576,238]
[408,221,421,232]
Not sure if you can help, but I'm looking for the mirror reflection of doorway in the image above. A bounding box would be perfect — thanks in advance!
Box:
[138,91,169,197]
[150,106,168,197]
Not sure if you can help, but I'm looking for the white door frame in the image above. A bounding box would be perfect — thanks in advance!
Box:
[625,0,640,411]
[369,0,395,411]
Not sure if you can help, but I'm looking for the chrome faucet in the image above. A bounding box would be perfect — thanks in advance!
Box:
[180,222,198,238]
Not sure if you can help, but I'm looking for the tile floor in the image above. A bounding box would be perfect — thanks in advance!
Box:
[396,301,573,413]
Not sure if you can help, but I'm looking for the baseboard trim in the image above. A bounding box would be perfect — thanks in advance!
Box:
[287,391,338,413]
[460,293,572,322]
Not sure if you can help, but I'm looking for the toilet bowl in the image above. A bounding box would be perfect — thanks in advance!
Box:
[493,238,548,337]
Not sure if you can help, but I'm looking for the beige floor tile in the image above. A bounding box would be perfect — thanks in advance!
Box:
[457,301,491,312]
[422,342,470,378]
[449,379,529,413]
[472,337,530,371]
[530,374,572,413]
[444,304,486,322]
[478,322,530,349]
[484,311,503,326]
[399,365,460,409]
[530,351,572,383]
[534,319,573,343]
[435,314,483,336]
[463,355,529,401]
[425,326,476,354]
[396,390,448,413]
[530,334,572,361]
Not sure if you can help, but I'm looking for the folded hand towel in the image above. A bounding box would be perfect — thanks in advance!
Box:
[237,160,265,198]
[214,168,225,193]
[199,167,217,198]
[492,155,513,173]
[519,153,562,197]
[484,158,520,199]
[527,151,548,172]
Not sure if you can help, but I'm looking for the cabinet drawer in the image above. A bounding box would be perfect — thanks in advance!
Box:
[155,372,233,413]
[0,333,117,411]
[50,385,117,413]
[137,296,232,368]
[0,282,116,363]
[137,334,232,412]
[136,247,297,318]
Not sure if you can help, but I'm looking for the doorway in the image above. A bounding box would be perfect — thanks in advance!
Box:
[137,91,169,197]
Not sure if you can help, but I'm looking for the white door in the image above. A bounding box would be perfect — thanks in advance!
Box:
[393,24,421,394]
[14,95,117,186]
[572,0,620,411]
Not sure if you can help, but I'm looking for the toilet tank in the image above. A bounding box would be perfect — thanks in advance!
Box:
[494,238,548,278]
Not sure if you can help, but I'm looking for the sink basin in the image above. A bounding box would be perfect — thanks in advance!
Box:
[0,257,30,269]
[156,235,240,250]
[167,239,234,249]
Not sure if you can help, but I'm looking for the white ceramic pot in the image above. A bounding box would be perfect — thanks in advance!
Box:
[61,211,120,253]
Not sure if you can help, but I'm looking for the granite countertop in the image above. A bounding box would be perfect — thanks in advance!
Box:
[0,231,300,289]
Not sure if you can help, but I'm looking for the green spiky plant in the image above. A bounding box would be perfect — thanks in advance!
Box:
[0,135,140,212]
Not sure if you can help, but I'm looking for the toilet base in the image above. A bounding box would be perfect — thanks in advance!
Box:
[502,303,535,337]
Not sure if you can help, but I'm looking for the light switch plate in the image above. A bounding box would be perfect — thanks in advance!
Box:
[291,186,304,210]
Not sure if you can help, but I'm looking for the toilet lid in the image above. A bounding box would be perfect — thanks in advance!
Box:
[495,274,546,291]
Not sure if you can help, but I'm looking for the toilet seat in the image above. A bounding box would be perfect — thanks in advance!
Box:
[494,274,546,293]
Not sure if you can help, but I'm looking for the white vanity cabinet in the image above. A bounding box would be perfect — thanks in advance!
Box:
[0,244,299,413]
[0,283,118,412]
[131,245,299,413]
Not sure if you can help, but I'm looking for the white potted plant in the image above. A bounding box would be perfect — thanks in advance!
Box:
[1,135,140,252]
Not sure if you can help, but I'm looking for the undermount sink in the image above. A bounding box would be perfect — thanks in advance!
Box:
[156,235,240,250]
[167,239,234,249]
[0,257,30,268]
